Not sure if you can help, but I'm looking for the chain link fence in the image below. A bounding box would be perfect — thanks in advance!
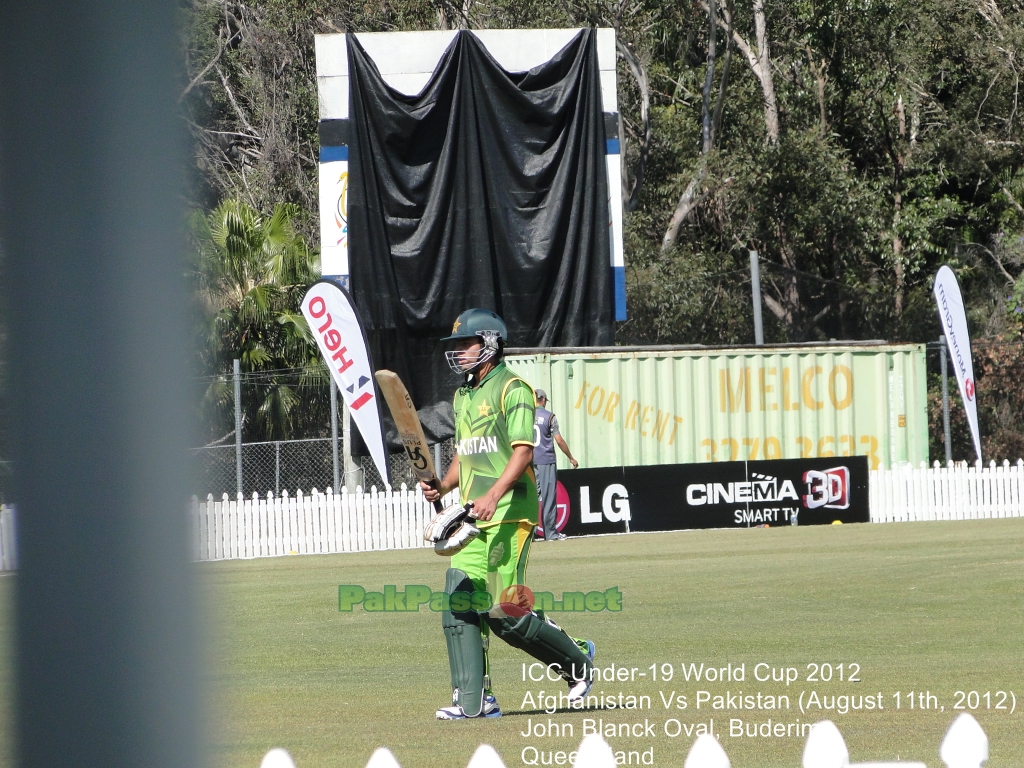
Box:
[192,361,452,497]
[191,437,457,498]
[0,441,458,504]
[192,438,335,498]
[359,438,458,492]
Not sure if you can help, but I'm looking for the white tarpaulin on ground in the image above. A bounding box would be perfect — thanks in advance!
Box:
[933,265,982,461]
[301,279,389,483]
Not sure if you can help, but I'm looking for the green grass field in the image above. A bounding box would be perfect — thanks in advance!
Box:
[2,519,1023,767]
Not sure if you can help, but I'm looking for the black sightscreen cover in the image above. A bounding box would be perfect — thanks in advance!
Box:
[346,29,613,448]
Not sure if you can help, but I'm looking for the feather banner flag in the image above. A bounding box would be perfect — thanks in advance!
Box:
[933,265,982,462]
[302,279,389,484]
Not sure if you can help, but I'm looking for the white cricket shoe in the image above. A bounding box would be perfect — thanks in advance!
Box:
[436,693,502,720]
[567,639,596,701]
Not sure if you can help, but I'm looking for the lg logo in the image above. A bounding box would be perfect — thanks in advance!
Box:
[579,484,631,524]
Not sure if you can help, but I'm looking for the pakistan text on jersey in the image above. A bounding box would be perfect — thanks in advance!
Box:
[456,435,500,455]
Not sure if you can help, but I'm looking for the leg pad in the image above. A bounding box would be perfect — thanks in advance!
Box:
[487,610,591,683]
[442,568,486,716]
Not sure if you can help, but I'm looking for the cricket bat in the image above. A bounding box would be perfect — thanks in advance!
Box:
[374,369,444,513]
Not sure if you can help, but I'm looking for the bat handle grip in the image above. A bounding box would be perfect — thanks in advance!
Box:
[428,478,445,514]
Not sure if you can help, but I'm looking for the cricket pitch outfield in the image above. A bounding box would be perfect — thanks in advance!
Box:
[1,518,1022,767]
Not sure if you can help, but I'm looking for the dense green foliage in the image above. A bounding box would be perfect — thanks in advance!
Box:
[189,199,329,442]
[620,0,1024,347]
[179,0,1024,455]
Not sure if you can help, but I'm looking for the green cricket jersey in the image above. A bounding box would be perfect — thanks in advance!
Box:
[454,361,538,526]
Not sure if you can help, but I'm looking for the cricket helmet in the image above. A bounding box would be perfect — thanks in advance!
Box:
[441,308,507,342]
[442,308,508,376]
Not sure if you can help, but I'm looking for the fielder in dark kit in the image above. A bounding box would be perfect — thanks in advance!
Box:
[532,389,578,541]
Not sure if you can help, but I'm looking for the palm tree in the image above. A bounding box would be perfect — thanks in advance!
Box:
[190,199,326,442]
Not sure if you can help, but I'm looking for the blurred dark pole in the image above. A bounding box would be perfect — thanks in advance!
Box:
[0,2,201,768]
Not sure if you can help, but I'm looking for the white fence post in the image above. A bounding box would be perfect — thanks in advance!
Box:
[465,744,506,768]
[685,733,730,768]
[246,492,257,558]
[325,487,337,553]
[189,496,200,561]
[200,495,212,560]
[574,734,616,768]
[340,487,351,552]
[371,485,381,550]
[287,489,299,554]
[364,748,401,768]
[260,747,297,768]
[0,505,17,571]
[941,712,988,768]
[336,714,987,768]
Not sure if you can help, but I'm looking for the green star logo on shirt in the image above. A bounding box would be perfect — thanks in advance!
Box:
[453,362,538,524]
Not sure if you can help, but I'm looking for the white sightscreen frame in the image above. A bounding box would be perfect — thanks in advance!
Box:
[315,29,617,119]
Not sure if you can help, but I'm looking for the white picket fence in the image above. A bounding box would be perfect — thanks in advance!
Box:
[0,505,16,571]
[190,460,1024,562]
[1,462,1023,568]
[189,486,457,561]
[260,713,988,768]
[870,459,1024,523]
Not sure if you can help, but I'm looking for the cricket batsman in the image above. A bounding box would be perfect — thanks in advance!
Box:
[421,308,596,720]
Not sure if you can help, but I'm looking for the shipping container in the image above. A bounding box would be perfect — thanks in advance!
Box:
[505,342,928,471]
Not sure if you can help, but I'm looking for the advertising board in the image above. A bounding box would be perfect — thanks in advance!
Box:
[544,456,870,538]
